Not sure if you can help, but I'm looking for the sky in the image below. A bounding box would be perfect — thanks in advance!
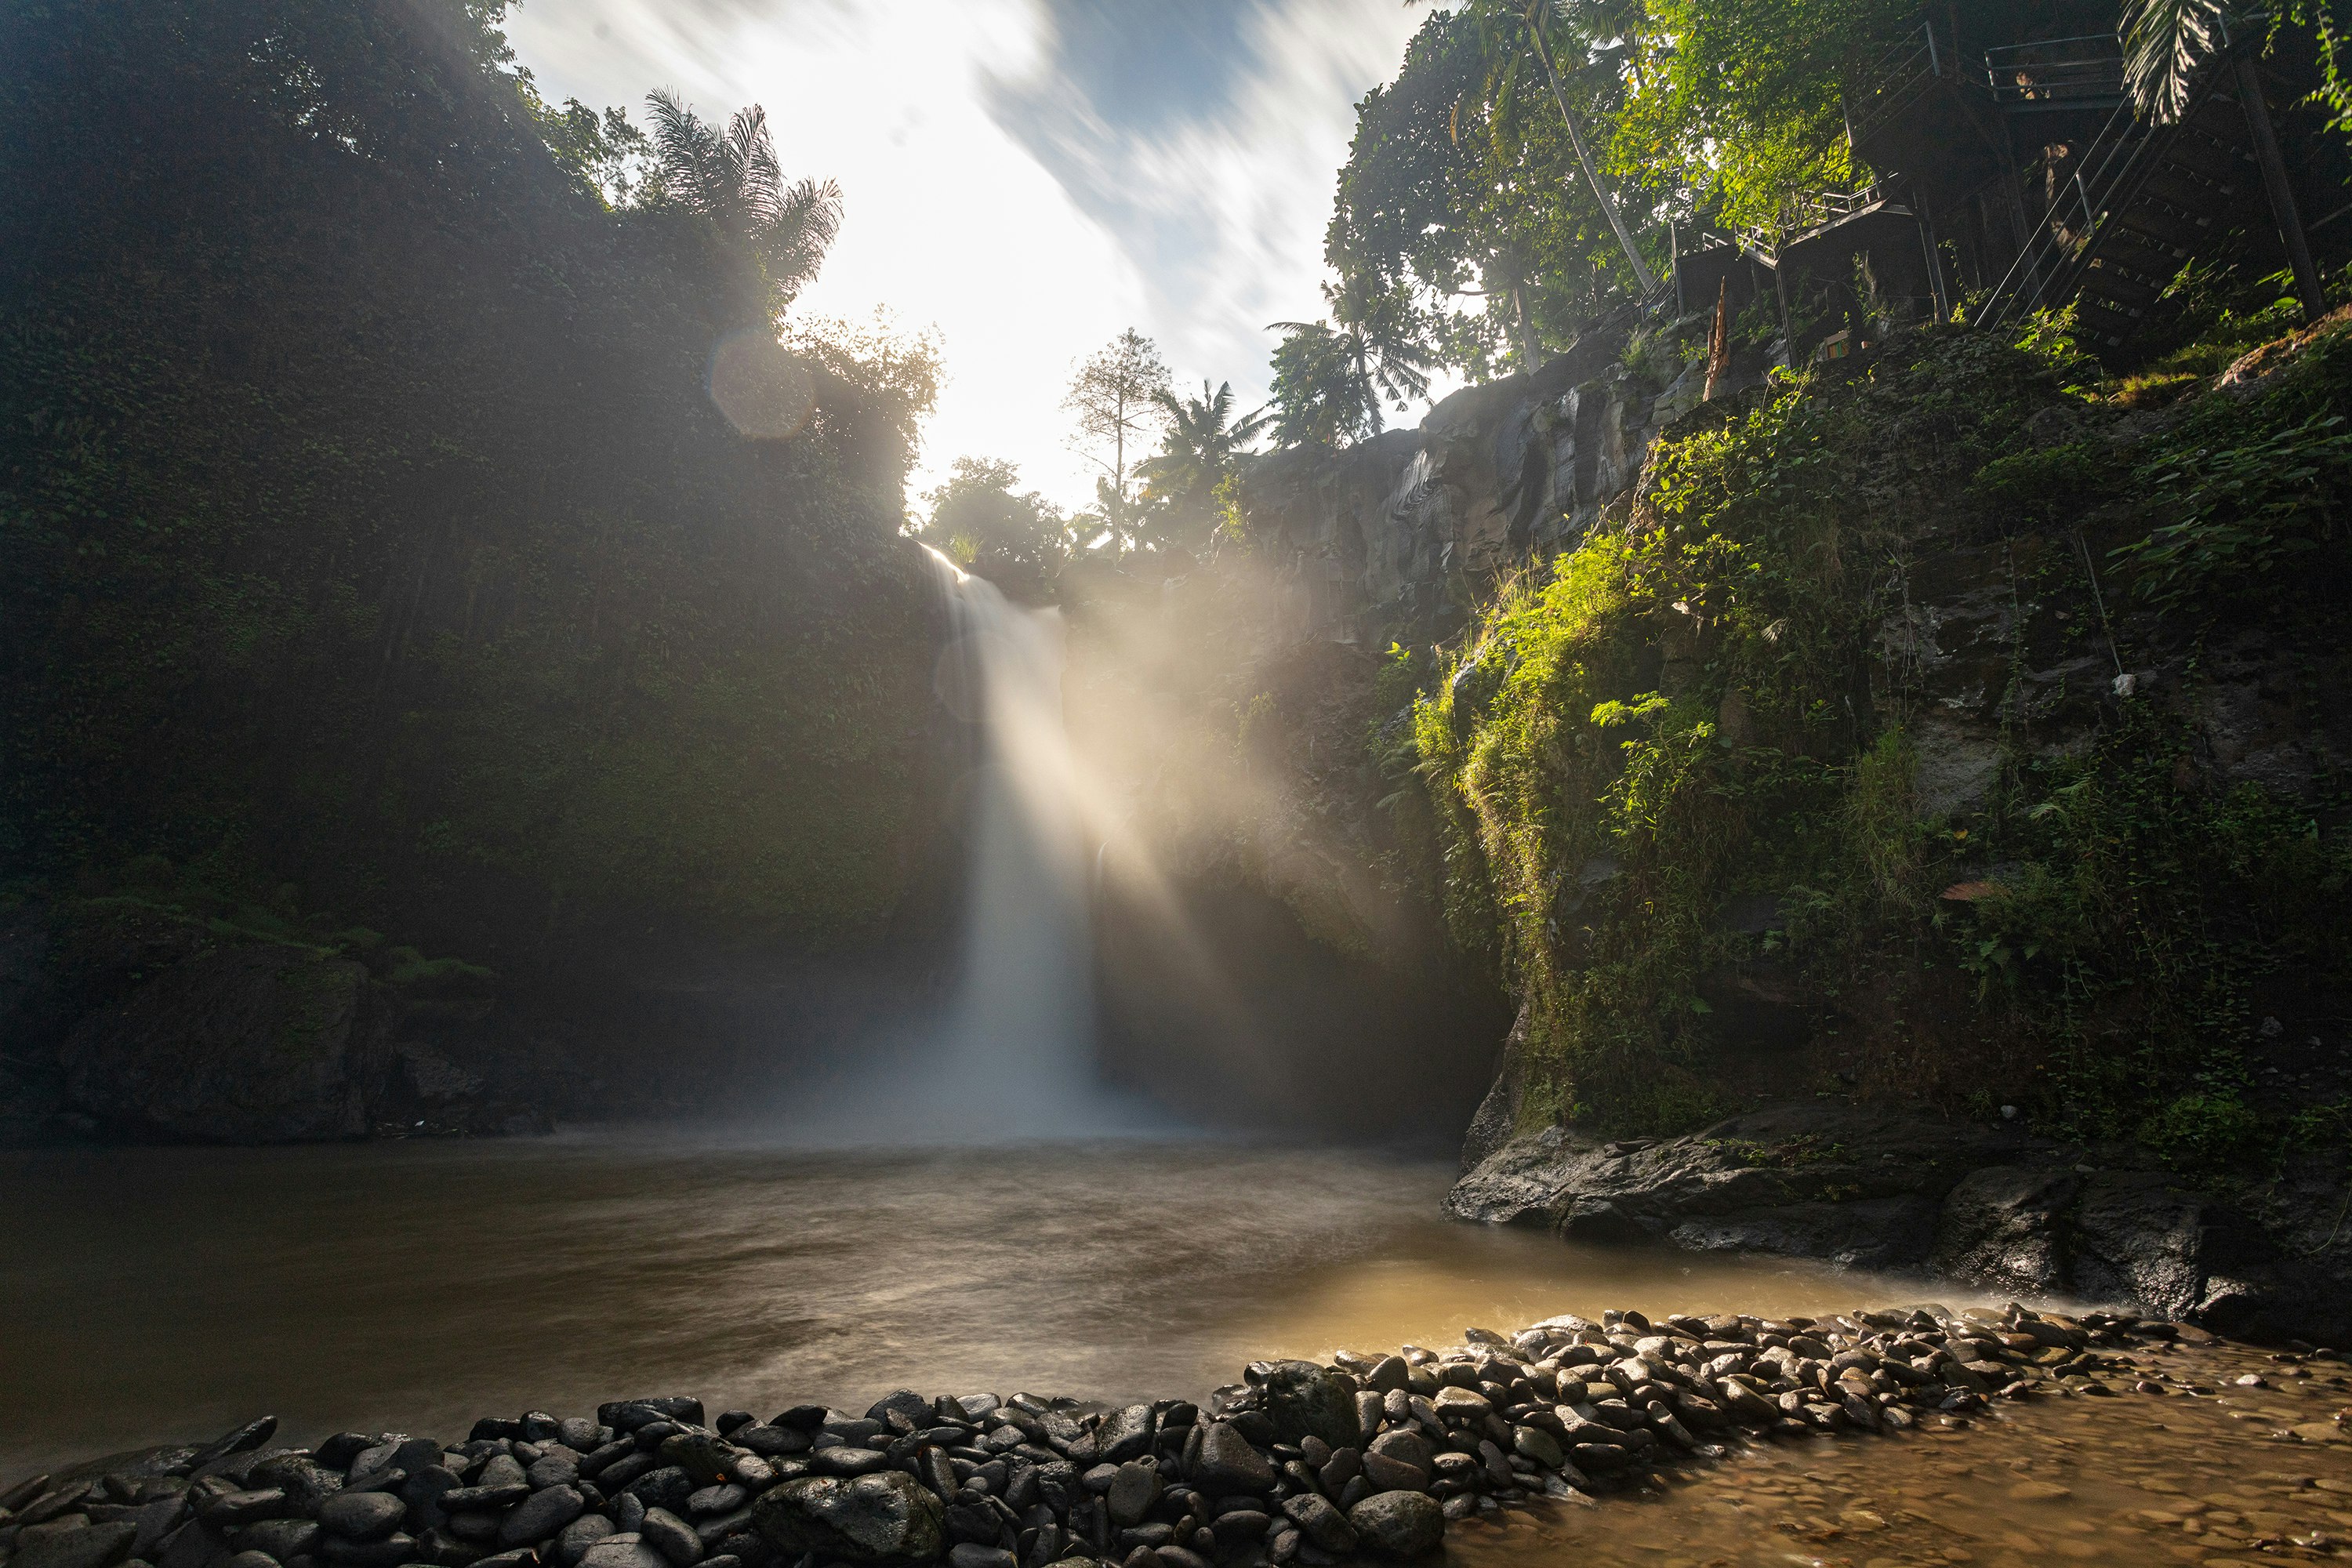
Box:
[503,0,1434,513]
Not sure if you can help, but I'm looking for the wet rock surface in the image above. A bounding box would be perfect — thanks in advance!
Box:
[55,948,387,1144]
[1450,1101,2352,1345]
[2,1301,2291,1568]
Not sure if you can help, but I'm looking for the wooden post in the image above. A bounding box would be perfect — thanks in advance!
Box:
[2234,55,2325,323]
[1704,277,1731,401]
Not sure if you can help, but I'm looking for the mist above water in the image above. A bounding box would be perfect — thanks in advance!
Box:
[770,550,1166,1145]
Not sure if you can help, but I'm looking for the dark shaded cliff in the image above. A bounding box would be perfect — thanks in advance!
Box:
[0,0,964,1139]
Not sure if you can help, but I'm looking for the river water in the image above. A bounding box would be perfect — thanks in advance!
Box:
[2,1136,1921,1479]
[7,1135,2349,1566]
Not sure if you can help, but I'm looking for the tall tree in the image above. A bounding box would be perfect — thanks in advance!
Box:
[1267,323,1381,448]
[1611,0,1892,233]
[1327,9,1668,383]
[918,457,1069,586]
[1448,0,1657,293]
[1138,380,1270,549]
[645,89,843,318]
[1269,270,1438,448]
[1063,329,1171,554]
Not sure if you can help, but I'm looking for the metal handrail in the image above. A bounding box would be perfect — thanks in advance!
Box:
[1846,22,1943,147]
[1984,34,2125,104]
[1977,94,2146,328]
[1976,40,2243,333]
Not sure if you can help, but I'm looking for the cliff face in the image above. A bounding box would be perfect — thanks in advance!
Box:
[1212,305,2352,1337]
[1236,315,1748,645]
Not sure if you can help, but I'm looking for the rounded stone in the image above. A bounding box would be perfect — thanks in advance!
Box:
[1104,1463,1160,1528]
[1366,1430,1433,1473]
[555,1515,617,1568]
[1184,1423,1274,1496]
[318,1492,406,1541]
[500,1485,585,1547]
[1261,1365,1360,1453]
[750,1472,946,1564]
[1510,1426,1564,1470]
[579,1536,668,1568]
[1277,1495,1354,1555]
[1358,1454,1428,1493]
[9,1522,140,1568]
[639,1508,702,1567]
[1345,1491,1443,1559]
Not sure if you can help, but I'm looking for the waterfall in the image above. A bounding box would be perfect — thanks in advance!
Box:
[924,550,1107,1131]
[771,548,1161,1144]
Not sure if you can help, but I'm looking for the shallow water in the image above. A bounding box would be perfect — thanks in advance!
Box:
[0,1134,1926,1483]
[1449,1335,2352,1566]
[9,1135,2344,1568]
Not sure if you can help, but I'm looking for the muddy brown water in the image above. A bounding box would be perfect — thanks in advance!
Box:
[4,1134,2347,1565]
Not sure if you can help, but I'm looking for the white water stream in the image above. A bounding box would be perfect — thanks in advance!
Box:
[772,550,1160,1143]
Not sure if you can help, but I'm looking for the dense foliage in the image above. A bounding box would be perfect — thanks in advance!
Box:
[1410,310,2352,1156]
[1275,0,2347,437]
[0,0,942,967]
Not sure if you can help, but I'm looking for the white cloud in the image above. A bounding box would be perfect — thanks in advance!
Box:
[503,0,1421,512]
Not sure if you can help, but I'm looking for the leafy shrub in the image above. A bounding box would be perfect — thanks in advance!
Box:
[2142,1092,2266,1175]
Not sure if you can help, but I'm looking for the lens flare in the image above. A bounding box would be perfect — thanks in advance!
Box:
[707,331,819,440]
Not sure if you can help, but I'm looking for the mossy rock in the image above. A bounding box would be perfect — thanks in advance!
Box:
[58,946,388,1142]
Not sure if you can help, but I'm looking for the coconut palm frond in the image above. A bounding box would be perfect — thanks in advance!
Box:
[2122,0,2230,122]
[644,90,843,310]
[764,176,844,300]
[645,88,715,209]
[728,104,784,227]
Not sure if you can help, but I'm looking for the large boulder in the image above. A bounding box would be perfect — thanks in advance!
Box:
[1929,1167,2080,1293]
[1448,1102,2025,1269]
[1453,1098,2352,1345]
[1345,1492,1442,1559]
[58,945,387,1142]
[751,1472,944,1564]
[1184,1422,1274,1497]
[1259,1363,1359,1452]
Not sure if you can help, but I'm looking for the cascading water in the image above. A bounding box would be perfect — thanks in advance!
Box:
[771,549,1162,1144]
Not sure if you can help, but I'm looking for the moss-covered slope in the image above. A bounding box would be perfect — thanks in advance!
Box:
[1413,313,2352,1171]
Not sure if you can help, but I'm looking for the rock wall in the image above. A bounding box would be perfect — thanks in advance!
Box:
[1229,314,2352,1341]
[1236,313,1754,645]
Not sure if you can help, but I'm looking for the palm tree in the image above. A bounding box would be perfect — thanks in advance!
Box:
[1142,383,1270,503]
[1267,323,1380,448]
[1458,0,1657,294]
[645,89,844,308]
[2119,0,2230,122]
[1269,273,1437,448]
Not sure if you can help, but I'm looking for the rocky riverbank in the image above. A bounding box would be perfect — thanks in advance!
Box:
[1451,1101,2352,1349]
[0,1302,2307,1568]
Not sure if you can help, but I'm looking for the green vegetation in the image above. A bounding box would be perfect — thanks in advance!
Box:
[1140,382,1275,555]
[1273,0,2352,440]
[1,0,942,972]
[1406,302,2352,1157]
[927,333,1272,581]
